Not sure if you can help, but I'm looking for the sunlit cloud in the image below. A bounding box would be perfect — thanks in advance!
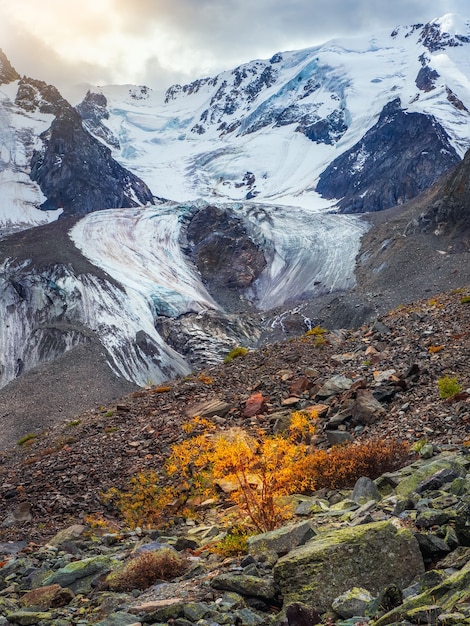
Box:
[0,0,468,98]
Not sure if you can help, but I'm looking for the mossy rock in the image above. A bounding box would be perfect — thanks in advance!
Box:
[6,610,54,625]
[273,521,424,613]
[374,560,470,625]
[395,456,468,497]
[41,556,119,592]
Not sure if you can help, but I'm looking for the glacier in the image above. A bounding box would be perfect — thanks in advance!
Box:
[67,202,368,384]
[90,15,470,208]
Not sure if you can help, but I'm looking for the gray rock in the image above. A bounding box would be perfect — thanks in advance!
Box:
[93,613,142,626]
[233,607,269,625]
[326,430,353,446]
[186,398,232,419]
[47,524,86,548]
[248,520,317,557]
[211,573,277,601]
[352,477,382,504]
[1,503,32,528]
[182,602,210,622]
[331,587,374,618]
[351,389,386,425]
[415,508,454,528]
[414,532,451,561]
[317,375,353,398]
[41,555,117,591]
[5,611,53,625]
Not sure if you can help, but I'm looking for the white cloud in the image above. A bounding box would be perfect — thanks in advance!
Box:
[0,0,468,97]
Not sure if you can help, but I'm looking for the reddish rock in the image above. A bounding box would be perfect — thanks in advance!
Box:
[289,376,311,396]
[21,584,74,609]
[243,392,268,417]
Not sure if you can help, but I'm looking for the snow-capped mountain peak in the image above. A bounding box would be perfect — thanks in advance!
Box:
[77,14,470,210]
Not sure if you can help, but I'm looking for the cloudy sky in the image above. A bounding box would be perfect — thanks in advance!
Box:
[0,0,469,98]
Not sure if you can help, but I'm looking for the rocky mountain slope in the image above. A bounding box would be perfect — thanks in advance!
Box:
[0,288,470,625]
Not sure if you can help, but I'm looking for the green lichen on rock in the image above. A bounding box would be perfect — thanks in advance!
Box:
[394,455,468,497]
[41,555,118,592]
[273,521,424,613]
[374,561,470,625]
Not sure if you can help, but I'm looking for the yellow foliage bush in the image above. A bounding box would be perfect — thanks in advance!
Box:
[167,410,317,532]
[101,470,174,529]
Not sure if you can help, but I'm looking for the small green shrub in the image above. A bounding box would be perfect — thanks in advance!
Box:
[460,296,470,304]
[210,526,249,557]
[104,410,114,418]
[106,548,188,591]
[66,420,81,428]
[411,438,428,454]
[305,325,327,336]
[17,433,37,446]
[438,375,462,399]
[224,346,249,364]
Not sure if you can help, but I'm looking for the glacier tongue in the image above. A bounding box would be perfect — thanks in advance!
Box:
[234,203,369,310]
[70,202,368,315]
[64,201,368,384]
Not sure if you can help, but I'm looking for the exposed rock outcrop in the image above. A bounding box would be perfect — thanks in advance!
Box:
[0,48,20,84]
[186,205,267,309]
[317,98,460,213]
[30,106,154,216]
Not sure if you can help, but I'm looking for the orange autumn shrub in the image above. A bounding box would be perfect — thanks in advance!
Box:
[104,409,408,532]
[101,470,175,529]
[167,409,318,532]
[294,438,410,491]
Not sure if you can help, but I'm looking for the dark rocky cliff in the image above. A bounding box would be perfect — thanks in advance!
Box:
[186,205,267,310]
[30,105,154,217]
[317,98,460,213]
[417,147,470,236]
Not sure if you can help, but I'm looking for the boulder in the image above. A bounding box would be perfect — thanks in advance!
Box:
[210,573,278,601]
[273,521,424,613]
[86,613,140,626]
[5,611,53,625]
[331,587,374,618]
[351,389,386,425]
[248,520,317,557]
[325,430,353,446]
[316,375,353,398]
[47,524,86,548]
[186,399,232,419]
[41,555,118,593]
[351,477,382,504]
[20,584,74,609]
